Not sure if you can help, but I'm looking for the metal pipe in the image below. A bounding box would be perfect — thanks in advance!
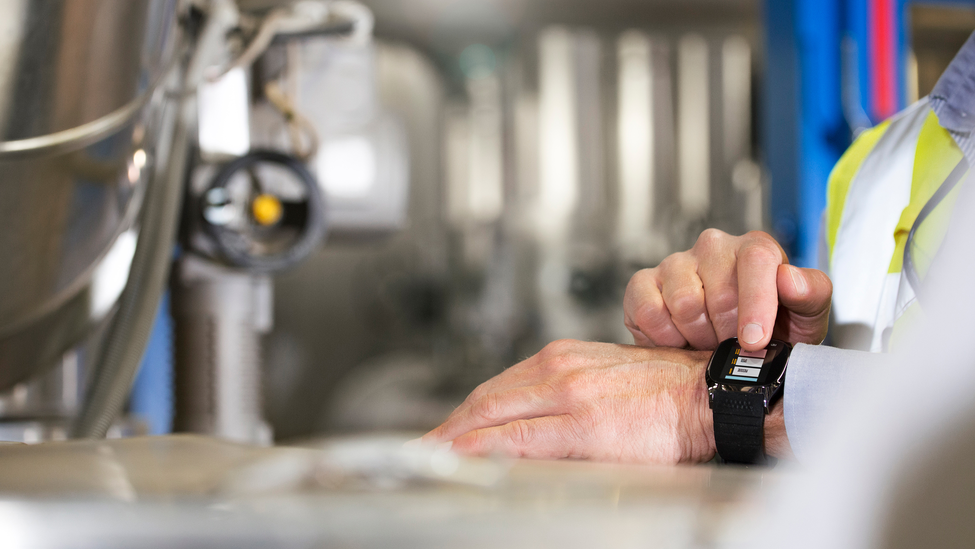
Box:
[70,64,188,438]
[70,1,242,437]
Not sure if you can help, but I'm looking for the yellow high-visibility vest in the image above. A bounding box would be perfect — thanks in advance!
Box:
[825,97,968,352]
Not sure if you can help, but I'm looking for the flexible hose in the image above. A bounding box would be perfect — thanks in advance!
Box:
[71,1,238,438]
[70,79,189,438]
[263,80,320,161]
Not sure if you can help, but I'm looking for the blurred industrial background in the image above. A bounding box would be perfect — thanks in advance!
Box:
[254,0,765,440]
[110,0,975,444]
[253,0,975,442]
[0,0,972,446]
[1,1,975,546]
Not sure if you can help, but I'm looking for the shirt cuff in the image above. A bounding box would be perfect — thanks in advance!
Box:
[783,343,886,463]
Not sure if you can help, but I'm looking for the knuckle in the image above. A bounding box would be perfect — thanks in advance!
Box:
[657,252,688,274]
[625,270,662,323]
[538,339,574,360]
[706,286,739,317]
[538,340,581,373]
[536,380,560,402]
[541,353,575,376]
[557,371,588,402]
[631,302,672,333]
[738,241,781,265]
[455,430,483,455]
[507,419,535,447]
[569,404,595,434]
[743,230,775,243]
[742,231,781,253]
[626,268,657,293]
[472,393,503,422]
[694,228,728,252]
[667,286,706,323]
[466,382,489,404]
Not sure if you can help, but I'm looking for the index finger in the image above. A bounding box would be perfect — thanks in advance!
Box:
[422,384,561,444]
[735,235,787,351]
[451,416,580,460]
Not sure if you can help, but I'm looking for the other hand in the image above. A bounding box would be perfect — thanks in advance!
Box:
[422,340,716,464]
[623,229,832,351]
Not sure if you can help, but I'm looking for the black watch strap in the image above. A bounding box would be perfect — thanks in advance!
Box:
[711,391,766,464]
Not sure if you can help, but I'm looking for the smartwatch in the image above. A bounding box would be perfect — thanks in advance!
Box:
[705,337,791,465]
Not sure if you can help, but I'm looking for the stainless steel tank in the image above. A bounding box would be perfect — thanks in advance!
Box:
[0,0,178,390]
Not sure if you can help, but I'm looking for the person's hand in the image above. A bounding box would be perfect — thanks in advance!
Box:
[422,340,717,463]
[623,229,832,351]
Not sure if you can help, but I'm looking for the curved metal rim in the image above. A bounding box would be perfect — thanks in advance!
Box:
[0,93,151,158]
[0,53,182,159]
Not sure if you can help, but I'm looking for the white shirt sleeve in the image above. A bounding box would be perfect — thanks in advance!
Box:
[783,343,888,462]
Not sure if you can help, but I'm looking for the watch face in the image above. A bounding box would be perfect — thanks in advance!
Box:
[708,337,790,386]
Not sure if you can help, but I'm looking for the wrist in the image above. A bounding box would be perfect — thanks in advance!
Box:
[687,353,717,462]
[704,338,792,464]
[763,398,795,459]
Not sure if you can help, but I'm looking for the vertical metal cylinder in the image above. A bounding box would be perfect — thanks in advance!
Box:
[172,256,272,445]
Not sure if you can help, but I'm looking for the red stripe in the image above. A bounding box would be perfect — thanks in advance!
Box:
[870,0,897,120]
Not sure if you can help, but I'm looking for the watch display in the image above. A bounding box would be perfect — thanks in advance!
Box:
[707,338,789,386]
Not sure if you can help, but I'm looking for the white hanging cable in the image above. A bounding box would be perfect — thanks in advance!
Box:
[207,0,374,81]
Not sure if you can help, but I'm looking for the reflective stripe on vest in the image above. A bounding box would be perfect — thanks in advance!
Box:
[888,111,965,274]
[888,154,968,349]
[824,97,967,351]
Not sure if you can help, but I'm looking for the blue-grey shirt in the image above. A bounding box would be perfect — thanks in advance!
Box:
[930,30,975,165]
[784,31,975,461]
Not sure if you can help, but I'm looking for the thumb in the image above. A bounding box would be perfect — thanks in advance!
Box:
[776,265,832,317]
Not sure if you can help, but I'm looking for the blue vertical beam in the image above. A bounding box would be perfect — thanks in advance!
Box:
[795,0,849,267]
[897,0,910,108]
[763,0,802,262]
[764,0,849,268]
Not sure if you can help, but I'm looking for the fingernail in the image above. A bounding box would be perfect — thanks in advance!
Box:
[742,323,764,345]
[436,441,453,452]
[789,265,808,297]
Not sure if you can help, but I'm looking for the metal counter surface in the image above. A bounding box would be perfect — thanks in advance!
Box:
[0,434,779,548]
